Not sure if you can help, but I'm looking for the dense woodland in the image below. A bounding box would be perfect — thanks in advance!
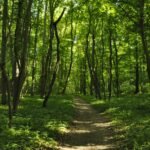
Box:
[0,0,150,149]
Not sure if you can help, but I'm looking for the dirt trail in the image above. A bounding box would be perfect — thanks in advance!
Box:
[58,97,118,150]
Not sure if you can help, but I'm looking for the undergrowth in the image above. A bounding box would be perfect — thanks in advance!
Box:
[0,95,74,150]
[81,94,150,150]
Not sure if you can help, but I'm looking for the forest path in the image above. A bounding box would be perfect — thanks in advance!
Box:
[58,97,118,150]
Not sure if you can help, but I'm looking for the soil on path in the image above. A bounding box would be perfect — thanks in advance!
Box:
[58,97,119,150]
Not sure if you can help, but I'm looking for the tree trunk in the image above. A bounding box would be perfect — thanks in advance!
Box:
[1,0,8,105]
[43,2,55,97]
[101,26,106,99]
[85,29,101,98]
[113,36,120,97]
[83,57,87,95]
[62,6,74,94]
[43,26,60,107]
[31,2,40,96]
[139,0,150,81]
[13,0,33,113]
[92,31,101,99]
[135,41,139,94]
[40,0,48,97]
[79,57,87,95]
[0,0,12,128]
[43,8,65,107]
[108,28,113,100]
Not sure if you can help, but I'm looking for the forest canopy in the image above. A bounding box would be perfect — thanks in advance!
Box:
[0,0,150,105]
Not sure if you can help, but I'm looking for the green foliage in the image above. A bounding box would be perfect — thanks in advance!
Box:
[120,81,135,94]
[81,95,150,149]
[80,95,110,113]
[0,0,150,148]
[0,95,74,150]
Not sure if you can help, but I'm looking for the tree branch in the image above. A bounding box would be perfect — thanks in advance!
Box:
[54,8,66,25]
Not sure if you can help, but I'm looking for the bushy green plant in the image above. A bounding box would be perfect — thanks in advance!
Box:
[81,95,150,149]
[0,95,74,150]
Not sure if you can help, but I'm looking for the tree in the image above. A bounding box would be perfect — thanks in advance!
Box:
[12,0,33,113]
[1,0,8,105]
[62,1,74,94]
[43,7,66,107]
[30,0,41,96]
[0,0,12,128]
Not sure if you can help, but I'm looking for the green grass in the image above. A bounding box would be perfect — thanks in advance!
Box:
[81,94,150,150]
[0,95,74,150]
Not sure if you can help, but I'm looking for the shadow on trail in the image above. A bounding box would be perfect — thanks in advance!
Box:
[59,97,119,150]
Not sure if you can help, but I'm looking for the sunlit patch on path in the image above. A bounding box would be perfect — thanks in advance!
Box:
[58,97,118,150]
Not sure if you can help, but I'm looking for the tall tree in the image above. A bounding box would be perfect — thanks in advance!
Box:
[108,26,113,100]
[139,0,150,81]
[39,0,48,97]
[134,39,140,94]
[0,0,12,128]
[31,1,41,96]
[113,33,120,97]
[62,2,74,94]
[1,0,8,105]
[43,7,66,107]
[12,0,33,113]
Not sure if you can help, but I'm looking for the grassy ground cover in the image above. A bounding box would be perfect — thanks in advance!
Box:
[81,95,150,150]
[0,95,74,150]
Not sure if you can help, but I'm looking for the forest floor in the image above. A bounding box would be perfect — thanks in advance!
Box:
[58,97,119,150]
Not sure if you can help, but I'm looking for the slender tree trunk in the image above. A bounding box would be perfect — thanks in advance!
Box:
[92,31,101,99]
[100,18,106,99]
[1,0,8,105]
[139,0,150,81]
[91,32,96,96]
[93,71,101,99]
[43,26,60,107]
[62,6,74,94]
[113,36,120,97]
[79,57,87,95]
[43,8,66,107]
[8,0,15,95]
[85,29,100,98]
[85,12,100,98]
[108,28,113,100]
[0,0,12,128]
[43,2,55,98]
[40,0,48,97]
[140,56,144,92]
[12,0,23,113]
[13,0,33,113]
[135,41,139,94]
[83,57,87,95]
[31,2,40,96]
[85,30,93,96]
[90,79,94,95]
[101,33,106,99]
[0,65,12,128]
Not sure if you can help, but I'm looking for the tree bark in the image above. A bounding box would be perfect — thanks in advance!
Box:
[1,0,8,105]
[40,0,48,97]
[31,2,40,96]
[0,0,12,128]
[13,0,33,113]
[92,31,101,99]
[108,28,113,100]
[113,35,120,97]
[135,41,139,94]
[101,21,106,99]
[43,8,66,107]
[139,0,150,81]
[62,5,74,94]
